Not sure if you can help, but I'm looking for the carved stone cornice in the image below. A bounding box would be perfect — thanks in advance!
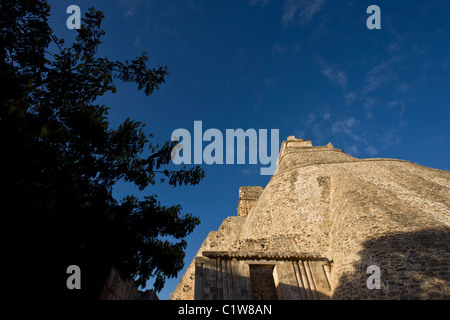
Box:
[201,251,328,261]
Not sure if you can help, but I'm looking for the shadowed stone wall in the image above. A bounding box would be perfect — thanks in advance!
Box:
[99,268,159,300]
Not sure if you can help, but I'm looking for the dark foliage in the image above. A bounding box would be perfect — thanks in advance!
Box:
[0,0,204,299]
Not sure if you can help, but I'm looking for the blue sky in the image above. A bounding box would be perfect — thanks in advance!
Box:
[48,0,449,299]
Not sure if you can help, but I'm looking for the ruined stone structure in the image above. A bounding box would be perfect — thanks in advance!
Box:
[99,268,159,300]
[171,137,450,300]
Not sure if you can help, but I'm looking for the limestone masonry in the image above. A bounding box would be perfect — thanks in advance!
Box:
[170,137,450,300]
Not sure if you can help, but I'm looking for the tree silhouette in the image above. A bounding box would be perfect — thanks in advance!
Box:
[1,0,204,299]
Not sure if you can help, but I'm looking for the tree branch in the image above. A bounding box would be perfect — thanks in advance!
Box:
[50,34,63,53]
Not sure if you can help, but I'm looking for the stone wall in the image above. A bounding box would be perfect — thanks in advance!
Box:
[99,268,159,300]
[170,216,247,300]
[191,252,331,300]
[237,186,264,217]
[171,137,450,300]
[326,161,450,299]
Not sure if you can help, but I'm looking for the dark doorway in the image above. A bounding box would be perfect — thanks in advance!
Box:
[249,265,278,300]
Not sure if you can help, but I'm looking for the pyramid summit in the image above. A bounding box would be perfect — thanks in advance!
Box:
[171,137,450,300]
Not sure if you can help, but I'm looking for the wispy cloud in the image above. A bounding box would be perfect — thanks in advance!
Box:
[317,58,348,89]
[292,110,380,157]
[331,117,378,156]
[239,168,257,175]
[271,42,302,57]
[272,42,288,56]
[249,0,326,26]
[362,56,400,95]
[119,0,142,18]
[331,117,359,136]
[396,82,412,94]
[153,24,182,38]
[317,59,360,106]
[294,111,324,142]
[264,78,278,88]
[248,0,270,8]
[282,0,326,26]
[252,92,263,110]
[365,145,379,156]
[388,100,406,117]
[188,0,203,12]
[133,37,142,48]
[363,97,376,119]
[347,145,360,156]
[345,92,357,105]
[362,70,388,95]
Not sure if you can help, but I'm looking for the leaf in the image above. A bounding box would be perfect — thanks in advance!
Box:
[39,124,51,137]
